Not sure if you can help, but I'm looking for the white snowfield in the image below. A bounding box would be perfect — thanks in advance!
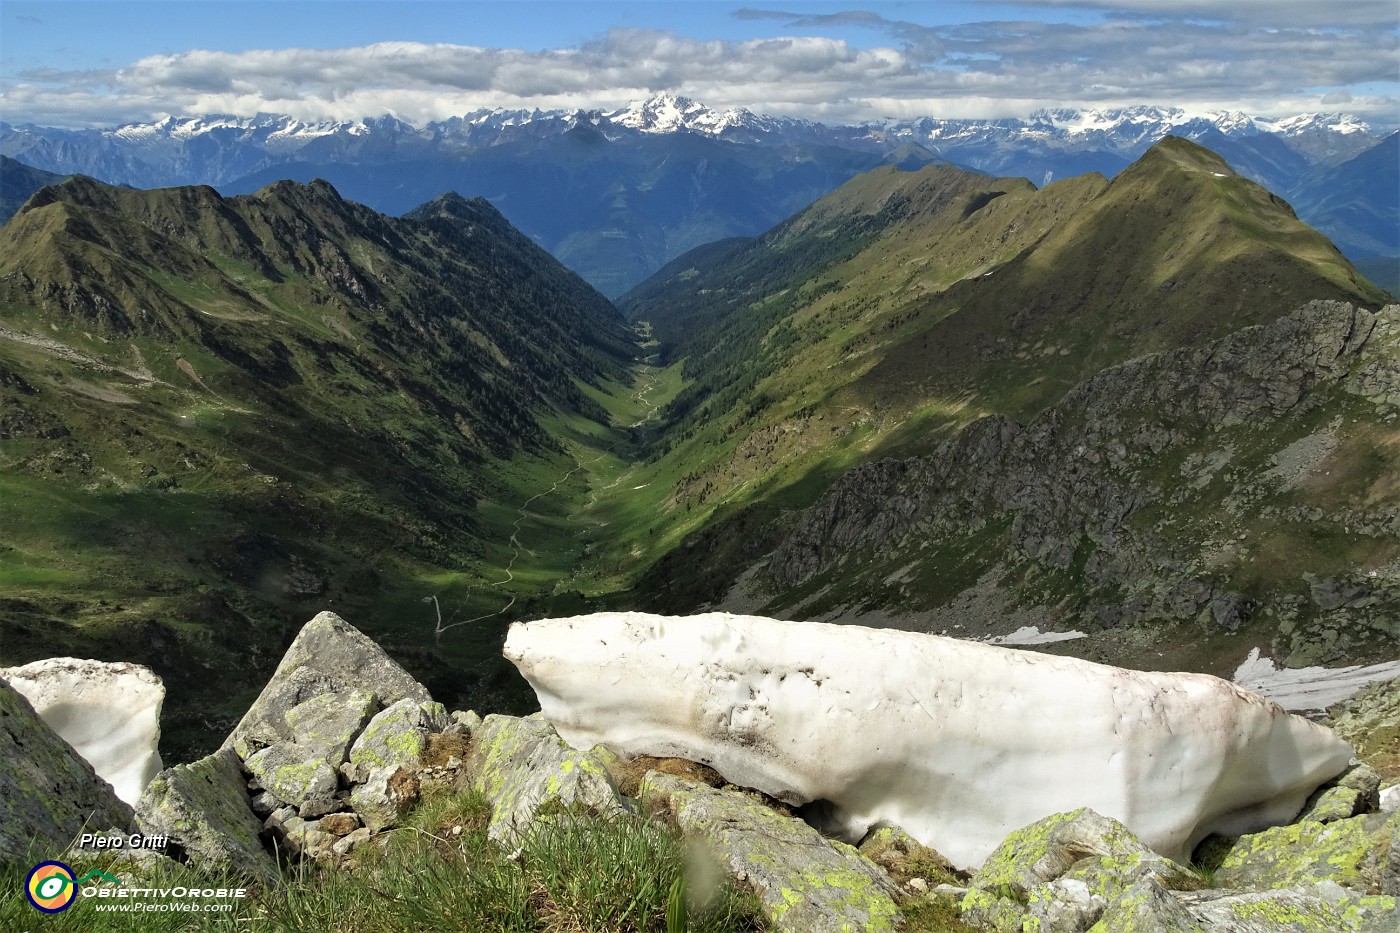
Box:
[1,658,164,807]
[506,612,1353,869]
[1232,647,1400,712]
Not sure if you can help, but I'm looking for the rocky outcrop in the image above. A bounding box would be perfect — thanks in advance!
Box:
[642,771,903,933]
[135,748,276,884]
[223,610,431,760]
[506,611,1352,868]
[466,713,626,845]
[961,808,1203,930]
[1,658,164,808]
[1328,677,1400,785]
[957,807,1399,932]
[0,677,136,866]
[1212,809,1400,895]
[766,301,1400,663]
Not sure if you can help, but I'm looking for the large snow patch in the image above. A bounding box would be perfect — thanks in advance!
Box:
[1,658,164,807]
[505,611,1352,868]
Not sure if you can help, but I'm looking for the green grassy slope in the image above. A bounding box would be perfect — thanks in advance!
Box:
[0,176,638,757]
[616,137,1390,611]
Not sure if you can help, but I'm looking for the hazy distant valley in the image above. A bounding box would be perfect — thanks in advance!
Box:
[1,111,1398,760]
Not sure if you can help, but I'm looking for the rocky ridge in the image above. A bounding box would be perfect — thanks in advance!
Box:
[762,301,1400,669]
[3,611,1399,931]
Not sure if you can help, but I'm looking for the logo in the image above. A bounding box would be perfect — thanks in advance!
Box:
[25,861,77,913]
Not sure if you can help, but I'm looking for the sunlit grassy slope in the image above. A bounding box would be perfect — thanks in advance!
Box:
[616,137,1391,610]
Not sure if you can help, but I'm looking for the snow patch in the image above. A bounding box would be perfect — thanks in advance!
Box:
[1,658,164,806]
[506,611,1351,868]
[986,626,1088,645]
[1232,647,1400,712]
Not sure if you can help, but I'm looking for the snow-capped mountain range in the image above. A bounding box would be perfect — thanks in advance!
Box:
[2,94,1394,296]
[2,94,1383,188]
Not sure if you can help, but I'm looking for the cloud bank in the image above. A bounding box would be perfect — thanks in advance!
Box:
[3,3,1396,128]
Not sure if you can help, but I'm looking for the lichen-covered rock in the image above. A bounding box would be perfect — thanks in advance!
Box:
[1087,877,1205,932]
[858,825,960,889]
[961,809,1200,930]
[135,748,278,885]
[243,743,339,816]
[641,771,902,933]
[1025,877,1109,932]
[350,766,421,833]
[1326,677,1400,786]
[1174,882,1397,932]
[283,690,379,766]
[2,658,164,807]
[349,698,449,772]
[223,611,431,759]
[464,713,625,845]
[1213,810,1399,894]
[449,709,483,735]
[1297,762,1382,824]
[0,678,136,867]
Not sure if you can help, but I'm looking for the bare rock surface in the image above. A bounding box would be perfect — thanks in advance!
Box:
[223,610,430,759]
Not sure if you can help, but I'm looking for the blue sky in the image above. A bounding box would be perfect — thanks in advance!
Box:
[3,1,1397,128]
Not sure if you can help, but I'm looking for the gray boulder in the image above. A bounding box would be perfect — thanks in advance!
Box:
[465,713,625,845]
[1297,761,1382,824]
[242,744,339,818]
[135,748,278,885]
[0,678,136,867]
[1086,878,1204,932]
[223,611,430,759]
[1213,809,1400,895]
[641,771,902,933]
[283,690,379,766]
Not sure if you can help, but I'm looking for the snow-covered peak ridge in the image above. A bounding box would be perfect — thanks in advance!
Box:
[109,112,395,144]
[34,101,1379,146]
[603,93,792,136]
[1026,106,1266,139]
[608,93,709,132]
[1269,112,1374,136]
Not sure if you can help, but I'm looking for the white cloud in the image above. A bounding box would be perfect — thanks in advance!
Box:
[1,6,1396,129]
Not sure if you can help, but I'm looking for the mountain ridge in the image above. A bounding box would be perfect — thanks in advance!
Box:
[4,97,1392,295]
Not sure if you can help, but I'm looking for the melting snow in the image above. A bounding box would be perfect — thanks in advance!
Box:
[1232,647,1400,712]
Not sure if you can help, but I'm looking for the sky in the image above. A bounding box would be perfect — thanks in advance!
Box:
[2,1,1397,129]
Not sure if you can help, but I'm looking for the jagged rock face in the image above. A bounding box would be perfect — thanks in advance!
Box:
[1,657,163,807]
[506,611,1354,868]
[766,301,1400,662]
[0,678,136,866]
